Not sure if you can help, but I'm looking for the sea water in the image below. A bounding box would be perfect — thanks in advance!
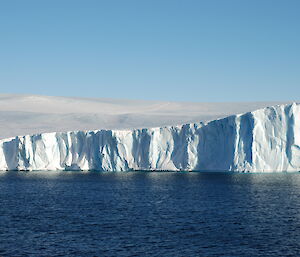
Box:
[0,171,300,256]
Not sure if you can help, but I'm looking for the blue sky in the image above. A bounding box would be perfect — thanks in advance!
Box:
[0,0,299,102]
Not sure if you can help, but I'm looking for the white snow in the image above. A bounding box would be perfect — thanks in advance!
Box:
[0,94,289,139]
[0,102,299,172]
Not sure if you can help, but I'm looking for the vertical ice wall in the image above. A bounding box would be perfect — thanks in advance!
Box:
[0,103,299,172]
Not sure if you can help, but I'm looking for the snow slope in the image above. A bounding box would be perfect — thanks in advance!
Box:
[0,103,299,172]
[0,94,288,139]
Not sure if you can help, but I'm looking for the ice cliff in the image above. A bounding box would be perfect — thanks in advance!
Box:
[0,103,299,172]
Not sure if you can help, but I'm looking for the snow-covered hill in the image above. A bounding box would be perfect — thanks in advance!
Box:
[0,94,288,139]
[0,103,299,172]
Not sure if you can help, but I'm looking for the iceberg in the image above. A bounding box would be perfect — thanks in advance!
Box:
[0,103,299,172]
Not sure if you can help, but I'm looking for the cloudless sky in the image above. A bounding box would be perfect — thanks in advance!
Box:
[0,0,299,102]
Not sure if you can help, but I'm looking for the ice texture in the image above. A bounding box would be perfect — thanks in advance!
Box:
[0,103,299,172]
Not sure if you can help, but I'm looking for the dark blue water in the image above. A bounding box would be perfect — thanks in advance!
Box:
[0,172,300,257]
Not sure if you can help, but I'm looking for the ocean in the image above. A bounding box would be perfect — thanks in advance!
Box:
[0,171,300,256]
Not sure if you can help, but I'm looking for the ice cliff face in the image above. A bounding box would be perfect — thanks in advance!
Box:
[0,103,299,172]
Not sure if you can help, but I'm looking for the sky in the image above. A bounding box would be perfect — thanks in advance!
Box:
[0,0,299,102]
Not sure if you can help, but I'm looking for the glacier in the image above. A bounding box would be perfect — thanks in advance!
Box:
[0,103,299,172]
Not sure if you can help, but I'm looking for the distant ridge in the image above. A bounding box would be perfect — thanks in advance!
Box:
[0,94,290,139]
